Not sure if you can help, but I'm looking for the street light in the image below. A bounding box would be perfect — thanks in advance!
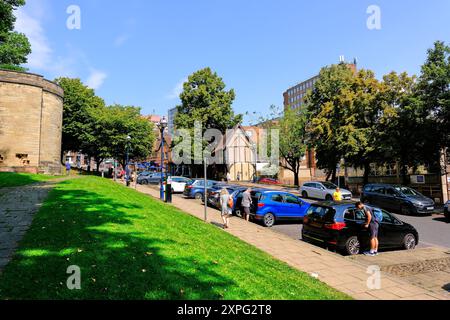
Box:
[157,116,168,200]
[126,135,131,187]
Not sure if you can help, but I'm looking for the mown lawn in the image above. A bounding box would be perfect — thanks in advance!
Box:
[0,172,60,189]
[0,176,350,300]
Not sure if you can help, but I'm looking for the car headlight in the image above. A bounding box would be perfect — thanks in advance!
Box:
[412,202,423,208]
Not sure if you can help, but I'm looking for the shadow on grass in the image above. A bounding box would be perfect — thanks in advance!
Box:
[0,173,57,189]
[0,180,238,300]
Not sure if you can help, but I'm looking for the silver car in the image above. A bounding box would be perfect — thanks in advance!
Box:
[300,181,352,201]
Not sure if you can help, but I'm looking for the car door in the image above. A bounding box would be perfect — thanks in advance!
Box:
[268,193,287,217]
[353,208,371,247]
[378,210,401,248]
[384,187,400,212]
[370,186,385,207]
[284,194,307,218]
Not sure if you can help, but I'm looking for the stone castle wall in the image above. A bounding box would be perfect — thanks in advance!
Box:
[0,69,64,174]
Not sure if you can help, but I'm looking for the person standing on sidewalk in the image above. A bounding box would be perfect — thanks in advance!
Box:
[219,188,232,229]
[65,161,71,176]
[226,172,231,184]
[333,188,343,202]
[241,188,252,222]
[356,201,379,256]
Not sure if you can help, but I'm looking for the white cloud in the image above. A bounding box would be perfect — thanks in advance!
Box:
[15,8,52,70]
[114,34,129,47]
[167,78,187,99]
[86,70,108,90]
[14,2,105,84]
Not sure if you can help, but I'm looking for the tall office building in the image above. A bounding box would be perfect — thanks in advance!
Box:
[283,62,357,111]
[168,107,178,136]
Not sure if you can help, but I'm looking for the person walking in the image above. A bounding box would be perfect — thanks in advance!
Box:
[333,187,343,202]
[241,188,252,222]
[219,188,232,229]
[65,161,71,176]
[237,172,241,182]
[356,201,379,256]
[226,172,231,184]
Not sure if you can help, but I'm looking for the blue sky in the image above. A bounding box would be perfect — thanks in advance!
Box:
[15,0,450,123]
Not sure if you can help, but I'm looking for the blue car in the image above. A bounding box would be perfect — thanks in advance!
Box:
[183,179,219,200]
[231,189,311,227]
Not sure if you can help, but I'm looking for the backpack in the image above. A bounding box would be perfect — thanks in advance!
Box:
[372,208,383,223]
[228,197,234,208]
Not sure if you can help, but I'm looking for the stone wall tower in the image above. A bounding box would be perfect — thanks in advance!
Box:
[0,69,64,175]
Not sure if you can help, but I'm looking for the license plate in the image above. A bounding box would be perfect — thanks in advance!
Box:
[427,207,434,211]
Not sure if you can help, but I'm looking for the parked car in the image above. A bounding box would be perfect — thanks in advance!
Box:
[138,172,166,185]
[444,200,450,221]
[205,185,247,209]
[183,179,219,199]
[302,201,419,255]
[361,184,435,216]
[300,181,352,201]
[258,178,281,185]
[160,176,193,193]
[231,189,311,227]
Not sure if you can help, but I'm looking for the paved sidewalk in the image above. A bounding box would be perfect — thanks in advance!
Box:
[134,183,449,300]
[0,178,71,273]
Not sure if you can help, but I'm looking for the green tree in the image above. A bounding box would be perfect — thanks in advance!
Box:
[0,0,31,70]
[305,63,355,181]
[93,105,155,168]
[380,72,428,184]
[278,108,308,186]
[416,41,450,170]
[174,68,242,176]
[55,77,105,168]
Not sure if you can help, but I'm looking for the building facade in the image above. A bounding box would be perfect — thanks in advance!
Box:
[0,70,64,174]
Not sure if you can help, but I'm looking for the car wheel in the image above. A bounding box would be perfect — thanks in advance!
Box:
[142,180,148,185]
[401,205,413,216]
[325,194,333,201]
[344,236,361,256]
[194,193,203,200]
[263,213,275,228]
[171,188,175,194]
[302,191,308,199]
[403,234,416,250]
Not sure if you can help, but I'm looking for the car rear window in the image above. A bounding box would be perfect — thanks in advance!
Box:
[271,194,284,202]
[307,205,336,222]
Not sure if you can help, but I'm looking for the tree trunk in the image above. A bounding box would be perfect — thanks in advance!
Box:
[294,169,300,187]
[87,156,91,173]
[363,161,371,185]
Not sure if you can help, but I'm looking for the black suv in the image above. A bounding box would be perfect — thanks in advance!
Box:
[361,184,435,216]
[302,201,419,255]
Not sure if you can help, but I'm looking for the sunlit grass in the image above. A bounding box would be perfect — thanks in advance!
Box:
[0,176,350,300]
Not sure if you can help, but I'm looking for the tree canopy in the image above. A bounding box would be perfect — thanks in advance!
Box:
[0,0,31,70]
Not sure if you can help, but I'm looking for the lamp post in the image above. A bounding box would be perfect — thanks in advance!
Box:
[125,135,131,187]
[157,116,168,200]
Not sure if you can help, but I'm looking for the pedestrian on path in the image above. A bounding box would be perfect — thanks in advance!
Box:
[333,188,343,202]
[356,201,379,256]
[241,188,252,222]
[226,172,231,184]
[65,161,71,176]
[237,172,241,182]
[219,188,232,229]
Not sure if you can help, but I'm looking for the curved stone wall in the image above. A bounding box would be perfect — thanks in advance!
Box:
[0,69,64,174]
